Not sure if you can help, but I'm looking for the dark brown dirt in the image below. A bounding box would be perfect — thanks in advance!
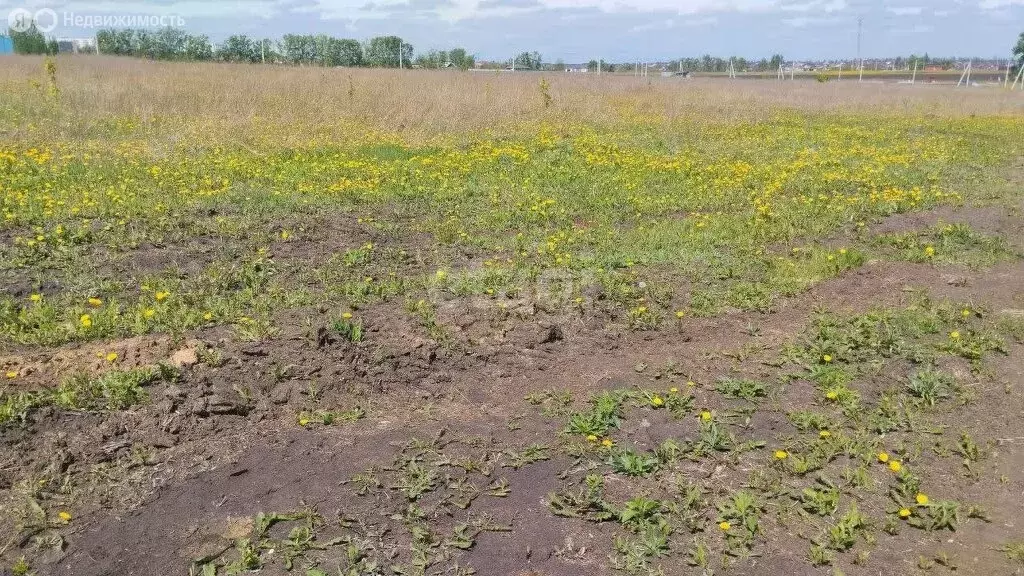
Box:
[3,205,1024,576]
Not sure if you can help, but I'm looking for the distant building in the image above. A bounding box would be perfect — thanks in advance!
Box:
[56,37,96,54]
[0,35,13,55]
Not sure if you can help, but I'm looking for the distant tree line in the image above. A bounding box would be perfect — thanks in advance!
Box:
[666,55,784,73]
[414,48,475,69]
[90,28,474,69]
[7,22,58,55]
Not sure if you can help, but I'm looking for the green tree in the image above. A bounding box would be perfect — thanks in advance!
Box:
[151,28,187,59]
[335,38,363,66]
[1013,31,1024,74]
[282,34,316,64]
[97,29,136,55]
[514,51,541,70]
[365,36,412,68]
[448,47,473,69]
[9,21,52,55]
[768,54,785,70]
[184,34,213,61]
[217,35,260,63]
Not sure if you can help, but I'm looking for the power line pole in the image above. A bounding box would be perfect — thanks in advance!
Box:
[857,17,863,83]
[261,39,265,64]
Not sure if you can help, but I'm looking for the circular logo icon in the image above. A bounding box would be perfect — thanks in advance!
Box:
[7,7,33,32]
[34,8,58,33]
[7,7,57,33]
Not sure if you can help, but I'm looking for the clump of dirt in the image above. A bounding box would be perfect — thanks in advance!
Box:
[3,207,1024,576]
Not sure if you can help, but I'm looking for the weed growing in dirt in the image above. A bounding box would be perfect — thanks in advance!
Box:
[1,367,167,427]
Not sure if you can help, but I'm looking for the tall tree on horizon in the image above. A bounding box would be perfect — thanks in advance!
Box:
[1013,31,1024,74]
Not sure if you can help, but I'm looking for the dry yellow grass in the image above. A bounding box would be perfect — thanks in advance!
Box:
[1,55,1022,144]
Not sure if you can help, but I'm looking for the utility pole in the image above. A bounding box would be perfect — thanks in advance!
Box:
[261,39,265,64]
[957,59,973,87]
[1013,66,1024,90]
[857,17,863,83]
[399,42,403,69]
[1004,59,1012,88]
[911,60,917,84]
[598,58,602,76]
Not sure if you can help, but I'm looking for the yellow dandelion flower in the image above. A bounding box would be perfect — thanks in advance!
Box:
[877,452,889,463]
[651,396,664,407]
[601,438,614,448]
[898,508,911,518]
[889,460,902,473]
[961,308,970,318]
[825,390,838,400]
[822,354,833,363]
[774,450,789,460]
[669,387,679,394]
[80,314,92,328]
[203,312,213,321]
[342,312,353,319]
[29,293,41,302]
[949,331,961,340]
[924,246,935,257]
[675,310,685,319]
[155,291,169,302]
[5,371,17,379]
[915,493,929,506]
[586,434,598,442]
[687,380,696,387]
[719,521,731,531]
[143,308,156,318]
[298,418,310,426]
[58,511,72,523]
[105,352,117,363]
[700,410,712,421]
[87,297,102,307]
[819,430,831,438]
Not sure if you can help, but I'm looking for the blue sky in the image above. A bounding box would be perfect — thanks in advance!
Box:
[3,0,1022,61]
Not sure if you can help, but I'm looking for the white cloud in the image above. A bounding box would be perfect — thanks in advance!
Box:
[16,0,866,23]
[781,14,837,26]
[536,0,776,13]
[891,23,933,34]
[885,5,922,15]
[7,0,286,19]
[780,0,845,12]
[682,15,717,24]
[629,17,674,31]
[978,0,1024,8]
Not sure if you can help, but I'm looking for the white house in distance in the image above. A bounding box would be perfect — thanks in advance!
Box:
[57,37,97,53]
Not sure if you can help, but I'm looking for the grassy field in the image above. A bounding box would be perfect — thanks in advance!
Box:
[1,55,1023,576]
